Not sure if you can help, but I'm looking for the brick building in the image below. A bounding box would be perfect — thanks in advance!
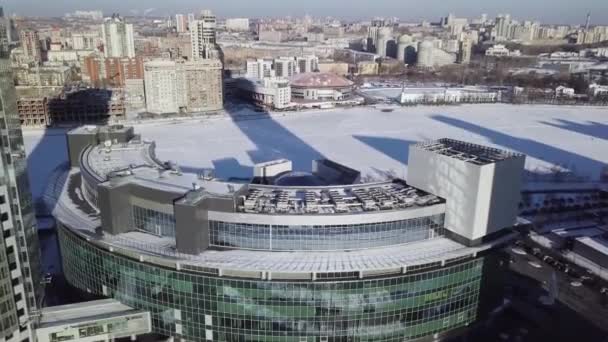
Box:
[84,56,144,86]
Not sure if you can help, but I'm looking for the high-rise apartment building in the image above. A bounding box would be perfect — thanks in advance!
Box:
[101,14,135,58]
[273,57,297,78]
[19,30,42,62]
[187,13,195,27]
[366,18,388,53]
[190,10,222,60]
[245,59,274,79]
[494,14,512,41]
[175,14,188,33]
[0,30,42,342]
[144,59,223,114]
[143,60,179,114]
[0,8,17,45]
[296,55,319,73]
[458,38,472,64]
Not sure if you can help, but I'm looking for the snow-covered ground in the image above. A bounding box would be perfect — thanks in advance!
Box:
[23,104,608,202]
[22,128,69,201]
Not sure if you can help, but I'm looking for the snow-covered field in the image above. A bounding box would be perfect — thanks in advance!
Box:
[23,104,608,201]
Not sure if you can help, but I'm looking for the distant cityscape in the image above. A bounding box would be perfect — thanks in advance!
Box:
[0,5,607,342]
[0,8,606,127]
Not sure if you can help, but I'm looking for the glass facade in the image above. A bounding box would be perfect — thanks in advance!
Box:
[209,215,444,251]
[132,205,176,237]
[59,225,496,342]
[0,37,42,339]
[0,240,17,337]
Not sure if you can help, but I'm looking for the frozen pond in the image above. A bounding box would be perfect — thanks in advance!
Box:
[23,104,608,202]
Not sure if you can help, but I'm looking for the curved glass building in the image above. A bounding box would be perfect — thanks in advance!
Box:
[52,126,525,341]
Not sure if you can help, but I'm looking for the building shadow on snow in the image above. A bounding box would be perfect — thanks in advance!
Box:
[540,119,608,141]
[353,135,416,166]
[431,114,606,179]
[223,79,324,173]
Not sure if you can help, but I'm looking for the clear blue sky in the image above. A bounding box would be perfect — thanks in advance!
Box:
[2,0,607,24]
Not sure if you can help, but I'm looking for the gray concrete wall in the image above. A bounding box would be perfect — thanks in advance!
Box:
[98,183,133,235]
[175,195,235,254]
[67,133,97,167]
[408,144,524,243]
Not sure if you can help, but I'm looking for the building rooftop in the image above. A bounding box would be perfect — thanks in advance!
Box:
[290,72,354,88]
[238,180,442,215]
[414,138,523,165]
[577,236,608,256]
[39,299,142,327]
[79,136,444,215]
[53,171,508,277]
[83,141,157,182]
[51,127,523,278]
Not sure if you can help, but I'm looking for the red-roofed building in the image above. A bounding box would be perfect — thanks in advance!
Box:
[289,72,354,101]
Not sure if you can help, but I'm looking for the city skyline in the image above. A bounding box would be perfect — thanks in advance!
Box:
[1,0,607,25]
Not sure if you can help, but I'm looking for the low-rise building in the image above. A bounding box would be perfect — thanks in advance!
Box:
[235,77,292,109]
[290,72,354,101]
[555,85,575,97]
[485,44,522,57]
[589,83,608,97]
[36,299,152,342]
[400,87,499,104]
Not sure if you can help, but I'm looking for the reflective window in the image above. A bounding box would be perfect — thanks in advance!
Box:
[132,205,175,237]
[209,214,444,251]
[59,224,491,342]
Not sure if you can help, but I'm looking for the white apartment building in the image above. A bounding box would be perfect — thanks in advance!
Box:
[274,57,297,78]
[175,14,188,33]
[296,55,319,73]
[190,10,222,60]
[236,77,292,109]
[70,31,100,50]
[101,15,135,58]
[485,44,521,57]
[589,83,608,97]
[144,60,179,114]
[246,59,274,79]
[555,86,575,97]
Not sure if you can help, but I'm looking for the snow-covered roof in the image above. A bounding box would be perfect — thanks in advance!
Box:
[414,138,523,165]
[290,72,353,88]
